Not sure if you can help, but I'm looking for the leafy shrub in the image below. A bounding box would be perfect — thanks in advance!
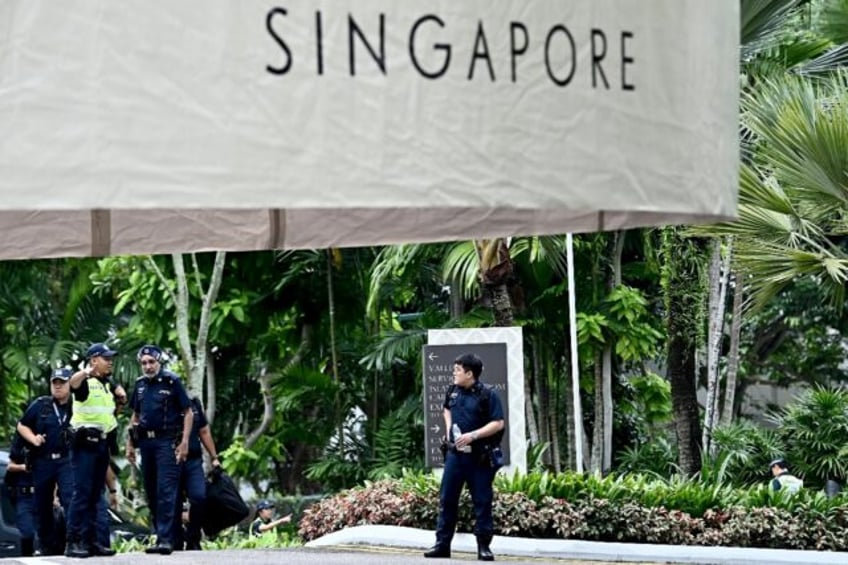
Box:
[298,471,848,550]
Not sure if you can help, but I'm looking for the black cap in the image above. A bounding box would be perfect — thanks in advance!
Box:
[86,343,118,359]
[51,368,72,381]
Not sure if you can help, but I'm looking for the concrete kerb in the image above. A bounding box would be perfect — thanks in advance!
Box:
[305,525,848,564]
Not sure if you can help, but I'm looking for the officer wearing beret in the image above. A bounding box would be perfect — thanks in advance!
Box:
[127,345,192,555]
[65,343,126,558]
[425,353,505,562]
[16,368,74,555]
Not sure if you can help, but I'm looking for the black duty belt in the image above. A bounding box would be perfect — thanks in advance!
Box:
[18,486,35,495]
[140,428,179,440]
[76,427,107,441]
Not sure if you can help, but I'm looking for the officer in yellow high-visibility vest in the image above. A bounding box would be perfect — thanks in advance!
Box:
[64,343,126,559]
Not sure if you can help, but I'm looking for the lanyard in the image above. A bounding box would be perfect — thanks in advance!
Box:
[52,401,67,426]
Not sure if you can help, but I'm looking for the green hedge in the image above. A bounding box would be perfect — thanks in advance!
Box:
[297,471,848,551]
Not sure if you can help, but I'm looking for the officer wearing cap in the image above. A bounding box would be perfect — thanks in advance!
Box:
[769,458,804,493]
[250,500,291,537]
[172,396,221,550]
[16,368,74,555]
[65,342,126,558]
[5,432,36,555]
[126,344,192,555]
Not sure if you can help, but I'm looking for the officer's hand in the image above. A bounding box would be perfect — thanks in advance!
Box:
[32,434,46,447]
[113,385,127,405]
[126,445,137,465]
[454,433,472,449]
[108,491,118,509]
[211,457,221,469]
[175,440,188,463]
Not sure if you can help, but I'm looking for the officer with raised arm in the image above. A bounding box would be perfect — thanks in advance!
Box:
[65,343,126,558]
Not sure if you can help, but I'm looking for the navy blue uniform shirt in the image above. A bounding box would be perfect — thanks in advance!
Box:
[130,369,191,432]
[443,382,504,441]
[19,397,71,455]
[187,398,209,457]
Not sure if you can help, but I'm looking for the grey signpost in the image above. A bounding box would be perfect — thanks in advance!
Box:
[422,342,510,468]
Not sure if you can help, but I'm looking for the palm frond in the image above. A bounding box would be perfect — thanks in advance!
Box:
[741,0,807,62]
[441,241,480,301]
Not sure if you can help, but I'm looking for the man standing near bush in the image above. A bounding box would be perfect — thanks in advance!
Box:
[126,344,193,555]
[769,458,803,493]
[425,353,505,562]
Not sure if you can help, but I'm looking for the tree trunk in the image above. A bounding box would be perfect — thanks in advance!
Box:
[525,340,540,446]
[668,323,702,476]
[563,356,575,471]
[602,346,613,472]
[549,361,561,472]
[590,352,604,473]
[702,239,725,453]
[663,229,705,477]
[206,354,216,426]
[488,283,515,327]
[721,274,745,425]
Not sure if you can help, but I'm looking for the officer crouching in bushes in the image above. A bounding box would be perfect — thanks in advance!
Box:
[425,353,505,562]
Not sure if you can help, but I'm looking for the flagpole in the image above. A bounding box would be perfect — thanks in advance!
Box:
[566,233,584,472]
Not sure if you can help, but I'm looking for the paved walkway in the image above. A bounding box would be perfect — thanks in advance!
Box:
[306,524,848,564]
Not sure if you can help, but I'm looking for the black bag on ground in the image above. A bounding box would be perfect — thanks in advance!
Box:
[202,468,249,538]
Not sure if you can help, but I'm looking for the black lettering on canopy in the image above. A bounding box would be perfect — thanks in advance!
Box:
[266,7,292,75]
[545,25,576,87]
[510,22,528,83]
[315,11,324,75]
[591,29,610,89]
[349,13,386,75]
[622,31,635,91]
[409,15,451,79]
[468,20,495,81]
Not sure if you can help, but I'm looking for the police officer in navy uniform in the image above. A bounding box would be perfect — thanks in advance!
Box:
[172,396,220,550]
[126,345,192,555]
[65,343,126,558]
[5,434,36,556]
[425,353,505,562]
[16,368,74,555]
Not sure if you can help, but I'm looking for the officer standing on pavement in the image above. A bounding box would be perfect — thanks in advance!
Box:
[6,434,36,556]
[65,342,126,558]
[16,368,74,555]
[126,344,192,555]
[424,353,505,562]
[172,396,221,550]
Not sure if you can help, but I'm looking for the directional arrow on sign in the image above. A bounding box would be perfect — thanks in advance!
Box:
[428,351,438,361]
[430,425,440,434]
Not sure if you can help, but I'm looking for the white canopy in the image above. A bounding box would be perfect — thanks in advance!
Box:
[0,0,739,259]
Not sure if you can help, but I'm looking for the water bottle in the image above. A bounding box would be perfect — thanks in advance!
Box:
[452,423,471,453]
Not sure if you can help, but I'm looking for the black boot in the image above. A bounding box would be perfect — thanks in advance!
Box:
[477,535,494,561]
[65,542,90,559]
[424,544,451,558]
[20,537,34,557]
[90,543,117,556]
